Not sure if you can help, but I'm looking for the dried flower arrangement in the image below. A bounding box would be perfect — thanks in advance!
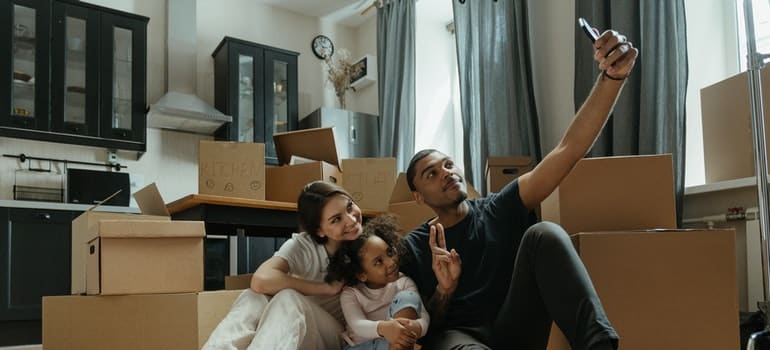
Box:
[324,49,363,109]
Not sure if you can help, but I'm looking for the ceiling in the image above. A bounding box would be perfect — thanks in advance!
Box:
[254,0,376,27]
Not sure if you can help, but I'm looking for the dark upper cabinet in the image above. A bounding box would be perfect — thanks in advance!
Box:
[51,1,98,136]
[0,207,72,346]
[1,0,50,131]
[98,11,147,143]
[212,37,299,165]
[1,0,148,152]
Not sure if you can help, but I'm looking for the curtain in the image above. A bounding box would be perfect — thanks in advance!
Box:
[377,0,416,171]
[453,0,541,195]
[575,1,688,226]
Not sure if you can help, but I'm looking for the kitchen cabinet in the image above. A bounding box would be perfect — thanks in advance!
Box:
[0,0,148,152]
[204,233,285,291]
[212,37,299,165]
[238,236,286,275]
[0,207,73,346]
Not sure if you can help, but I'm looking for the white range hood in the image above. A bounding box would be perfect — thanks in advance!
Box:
[147,0,231,134]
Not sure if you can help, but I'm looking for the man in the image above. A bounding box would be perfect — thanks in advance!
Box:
[400,28,638,350]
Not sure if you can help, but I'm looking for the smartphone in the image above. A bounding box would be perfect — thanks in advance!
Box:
[578,17,599,43]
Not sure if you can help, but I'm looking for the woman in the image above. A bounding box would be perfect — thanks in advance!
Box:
[204,181,364,350]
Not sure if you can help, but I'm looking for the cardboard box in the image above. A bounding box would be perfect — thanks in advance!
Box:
[547,229,739,350]
[387,173,482,233]
[267,127,342,202]
[224,274,253,290]
[199,140,266,200]
[71,183,171,295]
[540,154,676,234]
[485,156,533,194]
[86,220,205,295]
[342,157,397,211]
[701,65,770,183]
[43,290,242,350]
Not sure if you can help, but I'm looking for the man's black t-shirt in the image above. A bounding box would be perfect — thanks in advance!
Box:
[401,179,537,330]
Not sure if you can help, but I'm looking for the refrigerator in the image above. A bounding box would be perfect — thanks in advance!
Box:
[299,107,380,158]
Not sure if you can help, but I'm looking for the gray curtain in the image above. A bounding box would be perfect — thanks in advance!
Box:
[377,0,416,171]
[575,1,688,226]
[453,0,541,194]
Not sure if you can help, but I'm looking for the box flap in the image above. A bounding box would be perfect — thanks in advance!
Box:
[273,127,340,168]
[97,220,205,238]
[389,173,414,203]
[133,183,170,216]
[486,156,533,169]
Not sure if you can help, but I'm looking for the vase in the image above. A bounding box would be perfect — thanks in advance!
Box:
[337,92,346,109]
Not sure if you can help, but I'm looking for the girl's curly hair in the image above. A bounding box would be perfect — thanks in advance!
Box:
[325,214,405,286]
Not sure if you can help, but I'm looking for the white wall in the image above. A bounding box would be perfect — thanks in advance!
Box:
[0,0,378,203]
[350,16,379,115]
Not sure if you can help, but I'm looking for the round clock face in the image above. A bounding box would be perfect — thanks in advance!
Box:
[312,35,334,59]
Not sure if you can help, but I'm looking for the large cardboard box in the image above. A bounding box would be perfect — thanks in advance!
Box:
[342,157,397,211]
[485,156,533,194]
[547,229,739,350]
[701,65,770,183]
[199,140,266,200]
[540,154,676,234]
[71,183,171,295]
[43,290,242,350]
[267,127,342,202]
[86,220,205,295]
[387,173,481,233]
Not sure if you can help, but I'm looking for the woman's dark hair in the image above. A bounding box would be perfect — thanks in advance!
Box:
[297,181,353,245]
[326,214,405,286]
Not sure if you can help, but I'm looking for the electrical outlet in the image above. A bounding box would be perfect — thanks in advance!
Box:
[107,151,118,165]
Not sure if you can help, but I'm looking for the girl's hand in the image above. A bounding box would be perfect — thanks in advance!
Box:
[377,319,417,349]
[395,318,422,338]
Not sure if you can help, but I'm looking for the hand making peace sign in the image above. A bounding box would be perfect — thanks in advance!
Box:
[429,223,462,295]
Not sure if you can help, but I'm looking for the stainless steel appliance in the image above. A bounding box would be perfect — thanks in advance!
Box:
[299,107,380,158]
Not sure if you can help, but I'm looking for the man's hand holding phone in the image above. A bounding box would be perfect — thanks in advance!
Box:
[577,17,638,81]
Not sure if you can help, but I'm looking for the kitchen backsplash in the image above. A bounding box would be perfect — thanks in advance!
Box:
[0,128,210,205]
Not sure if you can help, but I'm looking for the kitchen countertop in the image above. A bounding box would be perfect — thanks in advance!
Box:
[0,199,140,213]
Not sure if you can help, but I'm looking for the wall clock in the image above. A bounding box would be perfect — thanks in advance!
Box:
[311,35,334,59]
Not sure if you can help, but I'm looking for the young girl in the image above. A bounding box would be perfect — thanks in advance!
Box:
[326,215,430,350]
[204,181,364,350]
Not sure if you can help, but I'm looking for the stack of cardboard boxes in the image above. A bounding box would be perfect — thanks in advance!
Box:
[43,184,242,349]
[42,128,739,349]
[540,155,739,350]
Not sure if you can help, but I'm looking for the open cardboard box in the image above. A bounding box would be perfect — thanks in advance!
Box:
[267,127,343,202]
[71,183,171,295]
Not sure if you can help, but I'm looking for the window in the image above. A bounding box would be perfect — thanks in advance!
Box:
[684,0,769,187]
[737,0,770,70]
